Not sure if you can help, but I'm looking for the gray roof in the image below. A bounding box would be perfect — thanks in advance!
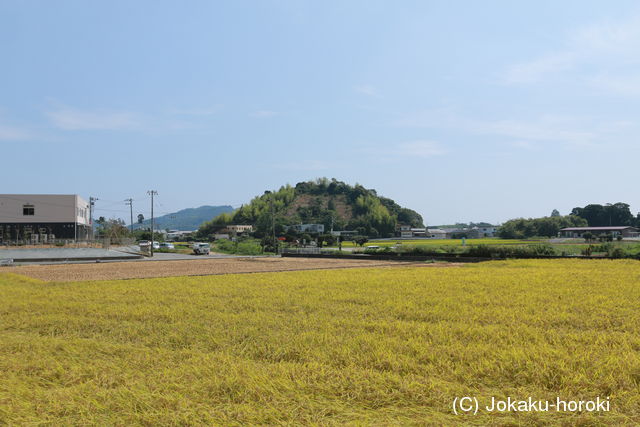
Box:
[560,226,638,231]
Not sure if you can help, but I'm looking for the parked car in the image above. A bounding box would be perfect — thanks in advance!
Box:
[192,242,210,255]
[152,241,160,250]
[159,242,175,250]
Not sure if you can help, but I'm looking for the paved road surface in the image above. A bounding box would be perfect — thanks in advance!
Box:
[0,247,141,263]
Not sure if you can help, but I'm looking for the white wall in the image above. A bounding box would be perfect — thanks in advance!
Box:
[75,195,89,225]
[0,194,89,225]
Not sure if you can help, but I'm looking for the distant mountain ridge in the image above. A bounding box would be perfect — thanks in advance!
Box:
[138,205,234,231]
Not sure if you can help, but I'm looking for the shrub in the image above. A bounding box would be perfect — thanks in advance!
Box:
[609,247,626,259]
[215,238,263,255]
[592,243,612,253]
[364,247,394,255]
[466,244,556,258]
[353,236,369,247]
[582,246,593,256]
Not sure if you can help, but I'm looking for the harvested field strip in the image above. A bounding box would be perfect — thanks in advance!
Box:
[5,257,455,282]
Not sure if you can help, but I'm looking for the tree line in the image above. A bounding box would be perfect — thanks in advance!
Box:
[498,202,639,239]
[570,203,639,227]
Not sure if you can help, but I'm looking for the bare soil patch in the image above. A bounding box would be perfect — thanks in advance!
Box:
[6,257,459,282]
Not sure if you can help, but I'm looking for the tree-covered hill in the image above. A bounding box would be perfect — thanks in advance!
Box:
[198,178,424,238]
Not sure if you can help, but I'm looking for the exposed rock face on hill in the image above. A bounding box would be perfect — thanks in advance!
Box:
[199,179,424,239]
[283,193,353,221]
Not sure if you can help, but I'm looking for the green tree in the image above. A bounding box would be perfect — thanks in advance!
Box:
[197,212,234,238]
[97,218,132,242]
[317,234,336,248]
[571,202,634,226]
[354,236,369,246]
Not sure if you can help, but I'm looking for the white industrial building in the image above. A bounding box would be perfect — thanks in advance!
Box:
[0,194,91,242]
[288,223,325,234]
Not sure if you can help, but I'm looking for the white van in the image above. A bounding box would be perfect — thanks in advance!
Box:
[192,242,210,255]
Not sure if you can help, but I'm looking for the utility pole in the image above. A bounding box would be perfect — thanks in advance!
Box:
[264,190,277,253]
[125,198,133,233]
[271,199,276,252]
[89,197,97,241]
[148,190,158,257]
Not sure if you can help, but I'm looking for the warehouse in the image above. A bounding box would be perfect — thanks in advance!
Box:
[559,226,640,238]
[0,194,91,243]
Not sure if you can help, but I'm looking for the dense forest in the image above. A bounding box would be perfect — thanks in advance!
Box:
[198,178,424,238]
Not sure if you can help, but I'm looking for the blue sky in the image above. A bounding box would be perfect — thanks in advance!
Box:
[1,1,639,225]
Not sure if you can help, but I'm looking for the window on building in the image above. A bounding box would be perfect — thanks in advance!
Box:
[23,205,35,216]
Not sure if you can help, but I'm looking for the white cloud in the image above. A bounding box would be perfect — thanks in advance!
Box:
[504,14,640,87]
[46,107,144,131]
[168,106,222,116]
[250,110,279,118]
[588,73,640,96]
[505,52,578,84]
[572,16,640,54]
[397,141,446,158]
[392,108,457,128]
[475,118,596,147]
[0,123,30,140]
[394,109,613,149]
[510,141,538,150]
[362,140,446,161]
[354,85,379,97]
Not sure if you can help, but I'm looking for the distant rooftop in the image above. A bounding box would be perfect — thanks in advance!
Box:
[560,226,638,231]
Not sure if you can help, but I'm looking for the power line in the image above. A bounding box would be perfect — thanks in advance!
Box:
[93,208,132,213]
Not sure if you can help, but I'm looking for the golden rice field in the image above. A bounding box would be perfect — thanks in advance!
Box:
[1,260,640,425]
